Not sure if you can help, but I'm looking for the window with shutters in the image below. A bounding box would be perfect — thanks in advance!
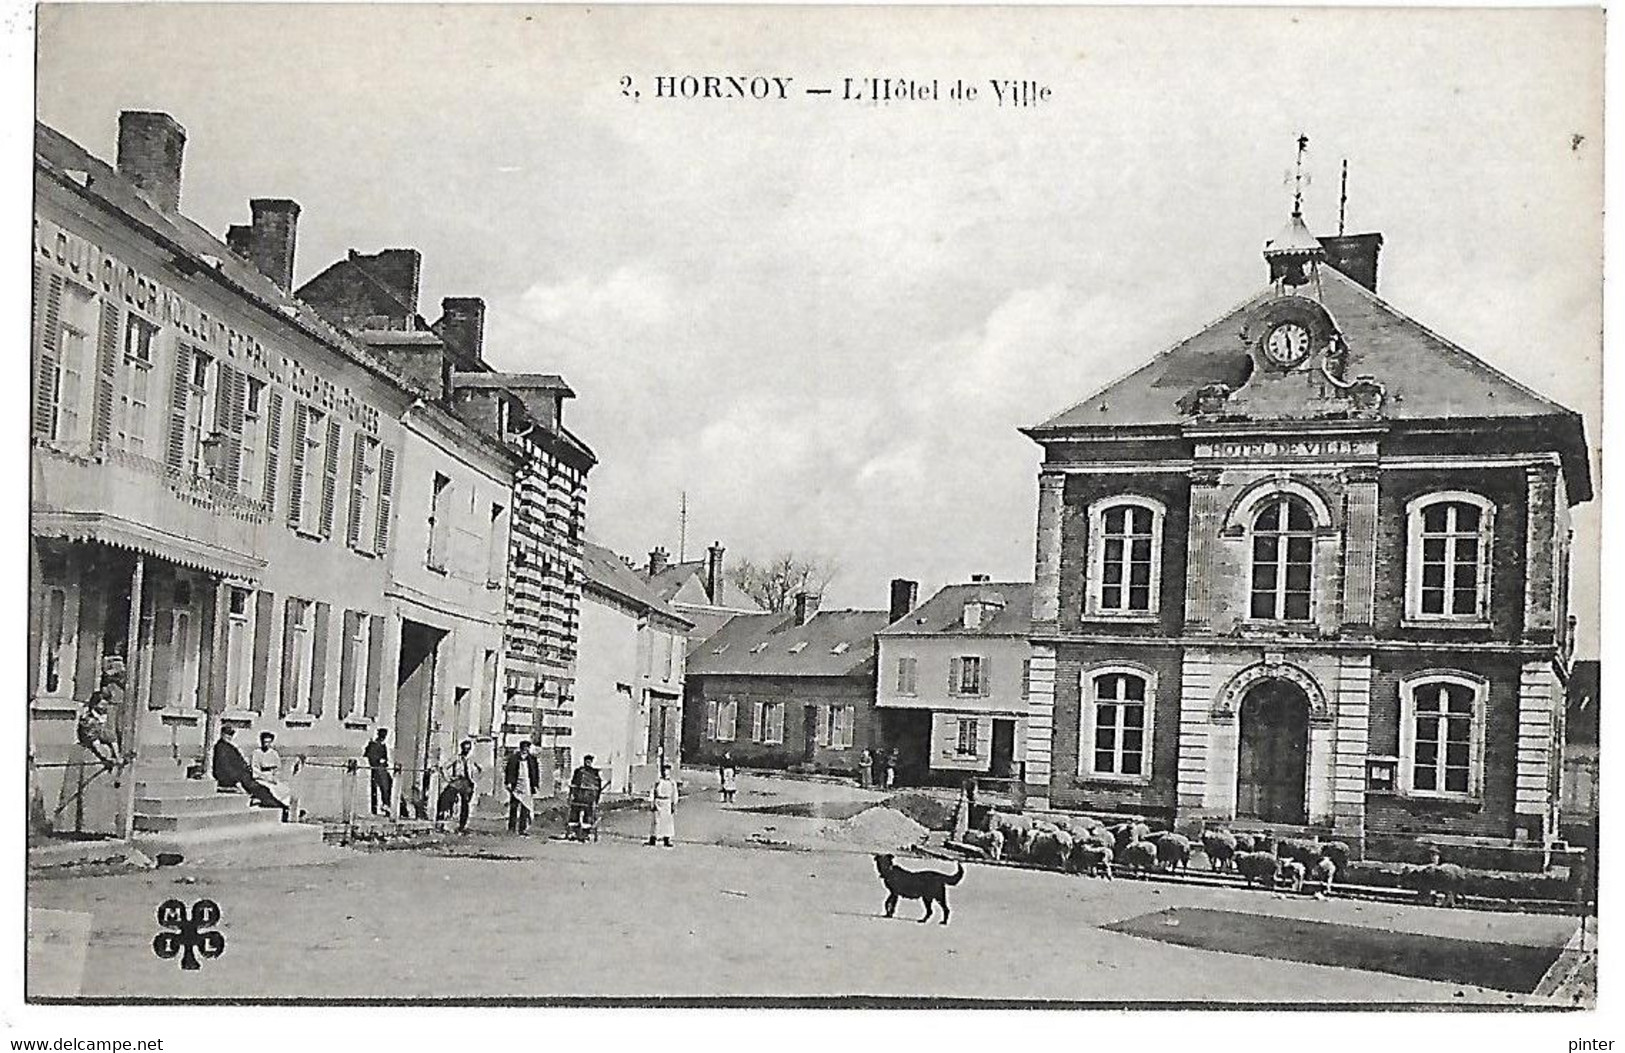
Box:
[180,351,219,479]
[339,611,371,719]
[1082,666,1155,781]
[757,701,784,744]
[239,379,266,498]
[347,434,380,553]
[53,283,98,446]
[894,655,918,696]
[427,472,452,572]
[1086,496,1164,617]
[955,717,980,757]
[1249,494,1315,621]
[953,656,985,696]
[1405,493,1495,624]
[1399,673,1486,799]
[827,705,854,749]
[116,314,159,455]
[286,598,313,715]
[707,698,737,741]
[224,587,254,712]
[293,406,327,533]
[487,503,507,584]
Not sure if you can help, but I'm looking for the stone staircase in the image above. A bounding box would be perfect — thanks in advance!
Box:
[130,769,324,861]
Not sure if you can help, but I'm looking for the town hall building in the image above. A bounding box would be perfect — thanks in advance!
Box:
[1021,208,1590,859]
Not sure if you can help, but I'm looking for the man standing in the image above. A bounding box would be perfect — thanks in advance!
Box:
[505,740,541,835]
[443,739,481,833]
[567,754,603,841]
[364,728,392,817]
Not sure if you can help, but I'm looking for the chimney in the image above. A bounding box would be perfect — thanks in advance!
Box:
[794,591,820,627]
[888,578,919,624]
[1317,233,1383,293]
[970,574,991,584]
[116,111,186,213]
[225,224,252,257]
[705,542,725,603]
[247,198,300,292]
[439,297,486,366]
[366,249,422,316]
[648,546,670,577]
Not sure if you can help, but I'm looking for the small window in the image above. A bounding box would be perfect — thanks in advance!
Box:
[749,642,769,654]
[895,655,918,695]
[831,641,850,655]
[955,718,980,757]
[954,656,984,695]
[788,641,808,654]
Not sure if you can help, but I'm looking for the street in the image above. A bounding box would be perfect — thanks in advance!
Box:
[27,774,1583,1004]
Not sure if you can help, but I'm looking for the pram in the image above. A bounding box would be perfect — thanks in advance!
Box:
[567,785,602,841]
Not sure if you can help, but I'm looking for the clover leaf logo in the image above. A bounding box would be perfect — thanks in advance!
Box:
[153,898,225,971]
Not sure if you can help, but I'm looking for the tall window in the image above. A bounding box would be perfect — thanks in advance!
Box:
[286,598,313,713]
[951,656,985,696]
[1407,494,1494,622]
[827,705,854,749]
[756,701,784,745]
[427,472,451,571]
[116,313,158,455]
[955,717,980,757]
[54,283,98,444]
[224,586,254,711]
[1400,675,1485,798]
[487,503,507,583]
[1083,668,1154,779]
[339,611,372,719]
[707,698,737,742]
[38,585,70,696]
[1249,495,1315,621]
[894,655,918,695]
[183,351,216,478]
[1088,497,1163,616]
[239,379,265,498]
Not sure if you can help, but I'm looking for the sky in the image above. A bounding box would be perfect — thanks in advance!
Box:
[34,5,1604,654]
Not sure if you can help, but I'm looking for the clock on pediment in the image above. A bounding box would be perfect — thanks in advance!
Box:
[1242,295,1336,372]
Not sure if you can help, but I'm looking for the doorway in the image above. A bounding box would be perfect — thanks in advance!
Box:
[802,705,819,763]
[395,619,446,806]
[1236,679,1309,824]
[990,719,1016,779]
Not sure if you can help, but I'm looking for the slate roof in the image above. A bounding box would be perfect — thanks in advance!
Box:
[580,542,693,629]
[1025,259,1591,500]
[645,560,764,613]
[878,582,1034,637]
[685,609,893,678]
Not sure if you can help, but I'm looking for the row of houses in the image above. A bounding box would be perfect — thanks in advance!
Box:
[680,211,1593,859]
[27,111,639,848]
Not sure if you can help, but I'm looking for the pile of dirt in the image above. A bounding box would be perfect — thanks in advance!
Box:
[879,792,956,831]
[812,806,928,849]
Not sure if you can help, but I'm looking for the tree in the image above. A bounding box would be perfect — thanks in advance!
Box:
[728,553,839,614]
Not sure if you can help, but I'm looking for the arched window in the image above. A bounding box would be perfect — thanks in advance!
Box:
[1081,666,1155,780]
[1406,493,1495,622]
[1249,495,1315,621]
[1086,496,1164,618]
[1399,673,1487,799]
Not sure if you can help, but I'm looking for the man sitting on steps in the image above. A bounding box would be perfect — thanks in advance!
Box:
[211,725,287,816]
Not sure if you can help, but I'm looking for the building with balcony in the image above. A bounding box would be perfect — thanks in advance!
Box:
[875,578,1032,786]
[29,112,520,842]
[1021,207,1591,858]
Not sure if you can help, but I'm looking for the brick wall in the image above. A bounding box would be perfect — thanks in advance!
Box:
[1047,641,1183,818]
[684,674,876,773]
[1059,473,1191,636]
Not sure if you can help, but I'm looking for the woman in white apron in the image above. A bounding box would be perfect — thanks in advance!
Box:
[647,764,677,847]
[252,731,295,820]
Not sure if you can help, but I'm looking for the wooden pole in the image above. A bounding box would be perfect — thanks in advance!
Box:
[119,556,145,840]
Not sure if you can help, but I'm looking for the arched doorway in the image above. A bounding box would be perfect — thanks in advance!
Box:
[1236,679,1309,824]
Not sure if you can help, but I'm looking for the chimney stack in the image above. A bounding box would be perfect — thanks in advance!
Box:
[116,111,186,213]
[247,198,300,292]
[1318,233,1383,293]
[888,578,919,624]
[970,574,991,584]
[648,546,670,577]
[439,297,486,367]
[225,224,252,257]
[705,542,725,603]
[366,249,422,316]
[794,591,820,627]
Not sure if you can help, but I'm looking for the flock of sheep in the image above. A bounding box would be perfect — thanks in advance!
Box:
[961,812,1468,906]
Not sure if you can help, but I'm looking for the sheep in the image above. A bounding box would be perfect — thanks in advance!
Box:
[1402,862,1466,908]
[1067,840,1114,879]
[1234,851,1280,888]
[1276,837,1322,868]
[960,828,1005,861]
[1311,855,1337,895]
[986,811,1032,844]
[1153,832,1192,872]
[1120,840,1158,877]
[1112,821,1153,854]
[1320,840,1351,874]
[1278,858,1307,892]
[1201,829,1239,872]
[1232,832,1257,854]
[1028,828,1074,870]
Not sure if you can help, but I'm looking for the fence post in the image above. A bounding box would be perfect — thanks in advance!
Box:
[342,758,357,840]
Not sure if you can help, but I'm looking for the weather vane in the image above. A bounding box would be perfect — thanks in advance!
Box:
[1292,134,1310,217]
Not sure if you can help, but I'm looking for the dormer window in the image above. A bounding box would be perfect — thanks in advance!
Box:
[788,642,807,654]
[831,641,850,655]
[749,642,768,654]
[962,602,983,630]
